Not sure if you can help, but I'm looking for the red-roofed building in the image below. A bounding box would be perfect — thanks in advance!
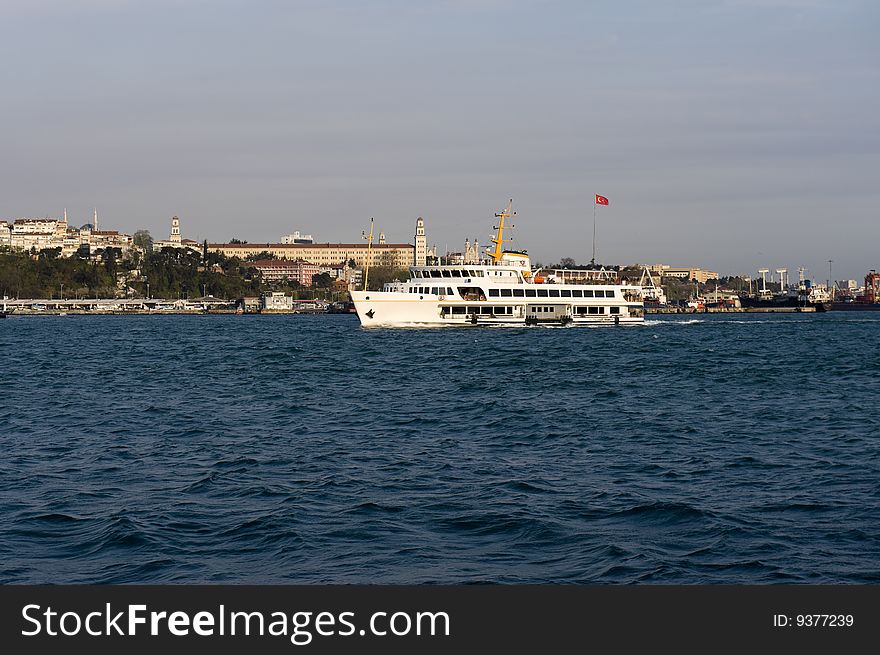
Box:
[252,259,321,285]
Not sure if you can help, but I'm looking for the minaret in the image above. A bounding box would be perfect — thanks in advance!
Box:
[93,207,98,232]
[414,216,427,266]
[170,215,181,244]
[63,208,68,224]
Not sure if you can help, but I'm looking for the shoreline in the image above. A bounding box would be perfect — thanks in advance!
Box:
[2,310,345,317]
[2,307,821,317]
[646,306,817,314]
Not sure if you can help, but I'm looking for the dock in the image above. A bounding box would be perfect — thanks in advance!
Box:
[647,306,816,314]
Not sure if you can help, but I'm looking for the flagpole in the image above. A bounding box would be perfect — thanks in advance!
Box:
[591,199,597,265]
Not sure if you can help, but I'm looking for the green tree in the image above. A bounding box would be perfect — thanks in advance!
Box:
[245,251,274,262]
[312,272,333,288]
[39,247,62,260]
[365,266,409,290]
[133,229,153,251]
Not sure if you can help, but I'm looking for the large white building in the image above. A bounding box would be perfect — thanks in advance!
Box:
[645,264,719,284]
[280,231,314,244]
[1,209,133,256]
[211,216,429,269]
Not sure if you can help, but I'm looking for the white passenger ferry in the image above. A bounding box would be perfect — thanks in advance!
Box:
[350,201,645,327]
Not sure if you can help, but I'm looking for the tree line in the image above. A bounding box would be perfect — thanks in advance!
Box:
[0,239,371,300]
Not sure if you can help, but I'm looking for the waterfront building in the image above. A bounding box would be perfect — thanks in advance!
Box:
[252,259,321,285]
[262,292,294,311]
[648,264,719,284]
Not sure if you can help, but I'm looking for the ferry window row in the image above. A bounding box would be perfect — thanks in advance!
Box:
[440,305,626,317]
[572,306,622,315]
[488,288,615,298]
[442,306,514,316]
[409,286,454,295]
[414,269,485,278]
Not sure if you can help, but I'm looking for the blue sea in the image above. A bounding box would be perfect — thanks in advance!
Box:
[1,313,878,584]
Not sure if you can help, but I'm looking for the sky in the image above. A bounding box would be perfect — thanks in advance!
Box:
[1,0,877,280]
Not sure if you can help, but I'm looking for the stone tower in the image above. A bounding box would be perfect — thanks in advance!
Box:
[170,215,181,244]
[414,216,427,266]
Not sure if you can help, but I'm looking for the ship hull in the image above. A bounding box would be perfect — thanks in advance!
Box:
[350,291,644,328]
[739,297,829,312]
[831,302,880,311]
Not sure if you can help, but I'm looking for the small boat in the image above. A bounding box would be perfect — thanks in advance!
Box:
[789,268,831,312]
[327,301,357,314]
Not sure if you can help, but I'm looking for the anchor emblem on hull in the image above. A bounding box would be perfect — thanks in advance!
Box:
[366,309,375,319]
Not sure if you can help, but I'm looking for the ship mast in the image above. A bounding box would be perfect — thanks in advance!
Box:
[487,199,514,263]
[361,217,374,291]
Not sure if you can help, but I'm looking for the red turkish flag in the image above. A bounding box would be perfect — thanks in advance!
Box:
[595,194,609,205]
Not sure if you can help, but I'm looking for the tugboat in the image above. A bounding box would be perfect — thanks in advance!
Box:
[326,300,357,314]
[790,269,831,312]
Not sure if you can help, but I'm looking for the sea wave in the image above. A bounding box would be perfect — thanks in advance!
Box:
[1,313,878,583]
